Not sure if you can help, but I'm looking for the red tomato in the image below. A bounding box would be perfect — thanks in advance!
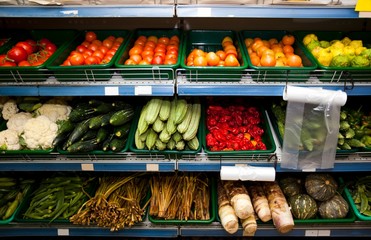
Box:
[44,43,57,54]
[69,53,85,66]
[85,31,97,43]
[124,59,136,65]
[92,50,104,62]
[152,55,164,65]
[15,42,34,55]
[7,46,28,63]
[38,38,52,49]
[76,45,88,53]
[18,60,31,66]
[1,61,16,67]
[84,56,100,65]
[25,39,37,52]
[0,54,6,64]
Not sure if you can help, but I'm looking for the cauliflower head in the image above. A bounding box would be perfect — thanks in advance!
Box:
[22,115,58,150]
[6,112,33,135]
[36,103,72,123]
[0,129,21,150]
[2,99,19,121]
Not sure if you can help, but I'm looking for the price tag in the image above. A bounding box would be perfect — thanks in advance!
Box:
[235,164,248,167]
[135,86,152,95]
[146,163,159,172]
[197,8,211,17]
[305,230,318,236]
[57,229,69,236]
[318,230,331,236]
[302,168,316,172]
[104,86,119,96]
[81,163,94,171]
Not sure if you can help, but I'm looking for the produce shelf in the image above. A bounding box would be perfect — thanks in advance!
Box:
[0,5,175,18]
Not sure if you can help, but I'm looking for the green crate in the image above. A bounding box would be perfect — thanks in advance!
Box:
[294,31,371,82]
[180,30,248,81]
[0,30,78,82]
[148,176,216,225]
[47,30,130,81]
[239,30,317,82]
[344,179,371,221]
[202,104,276,156]
[129,104,203,155]
[114,29,183,80]
[0,177,35,224]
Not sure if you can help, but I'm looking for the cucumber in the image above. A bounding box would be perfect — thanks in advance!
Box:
[94,102,114,114]
[52,131,70,148]
[18,102,42,112]
[96,128,109,143]
[65,119,91,147]
[89,115,105,129]
[80,130,98,141]
[109,137,127,152]
[100,112,116,127]
[57,120,75,135]
[67,140,100,153]
[109,108,134,126]
[102,133,115,151]
[114,122,131,138]
[68,104,96,123]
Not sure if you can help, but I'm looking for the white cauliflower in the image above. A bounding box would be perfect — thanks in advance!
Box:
[36,102,72,123]
[6,112,33,135]
[22,115,58,150]
[2,99,19,120]
[0,129,21,150]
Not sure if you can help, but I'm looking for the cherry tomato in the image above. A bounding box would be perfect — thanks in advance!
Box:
[7,46,28,63]
[15,41,34,55]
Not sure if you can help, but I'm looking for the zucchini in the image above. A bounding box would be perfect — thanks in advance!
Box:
[145,98,162,125]
[57,120,75,135]
[88,99,104,106]
[114,122,131,138]
[80,130,98,141]
[96,128,109,144]
[52,131,70,148]
[112,101,132,111]
[102,133,115,151]
[94,102,114,114]
[109,108,134,126]
[100,112,116,127]
[110,137,127,152]
[67,140,100,153]
[65,119,91,147]
[68,104,96,122]
[89,115,105,129]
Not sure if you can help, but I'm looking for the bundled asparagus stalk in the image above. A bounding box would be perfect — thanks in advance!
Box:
[262,181,294,234]
[247,182,272,222]
[149,173,210,221]
[222,181,254,219]
[70,173,148,231]
[217,180,239,234]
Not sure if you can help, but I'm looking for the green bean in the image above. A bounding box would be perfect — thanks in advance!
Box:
[3,198,19,219]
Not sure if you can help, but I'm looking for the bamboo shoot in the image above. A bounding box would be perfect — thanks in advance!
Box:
[262,181,294,234]
[241,214,257,236]
[248,182,272,222]
[223,181,254,219]
[218,181,238,234]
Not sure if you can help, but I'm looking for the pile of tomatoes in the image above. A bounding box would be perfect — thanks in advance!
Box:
[185,36,241,67]
[124,35,180,65]
[0,38,57,67]
[244,34,303,67]
[60,31,124,66]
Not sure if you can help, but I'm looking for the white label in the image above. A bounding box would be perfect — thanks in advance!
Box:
[302,168,316,172]
[57,229,69,236]
[105,86,119,96]
[135,86,152,95]
[305,230,318,236]
[235,164,248,167]
[146,163,159,172]
[197,8,212,17]
[60,10,78,15]
[81,163,94,171]
[318,230,331,236]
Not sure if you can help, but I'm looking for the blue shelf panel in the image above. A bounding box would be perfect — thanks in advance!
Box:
[0,6,175,18]
[0,86,39,96]
[176,5,359,19]
[177,82,371,96]
[38,84,175,96]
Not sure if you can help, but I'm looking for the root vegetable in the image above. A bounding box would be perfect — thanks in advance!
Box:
[222,181,254,219]
[241,214,257,236]
[248,182,272,222]
[218,181,238,234]
[262,181,294,234]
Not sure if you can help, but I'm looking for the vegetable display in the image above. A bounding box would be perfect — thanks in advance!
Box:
[0,37,57,67]
[205,97,267,152]
[70,173,148,231]
[21,174,93,222]
[0,176,34,221]
[347,175,371,217]
[149,172,211,221]
[134,97,201,152]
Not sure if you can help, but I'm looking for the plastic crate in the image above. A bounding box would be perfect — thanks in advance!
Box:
[129,103,203,155]
[148,176,216,225]
[47,30,130,81]
[343,176,371,221]
[294,31,371,82]
[239,30,317,82]
[180,30,249,81]
[202,101,276,156]
[0,29,78,82]
[114,28,183,80]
